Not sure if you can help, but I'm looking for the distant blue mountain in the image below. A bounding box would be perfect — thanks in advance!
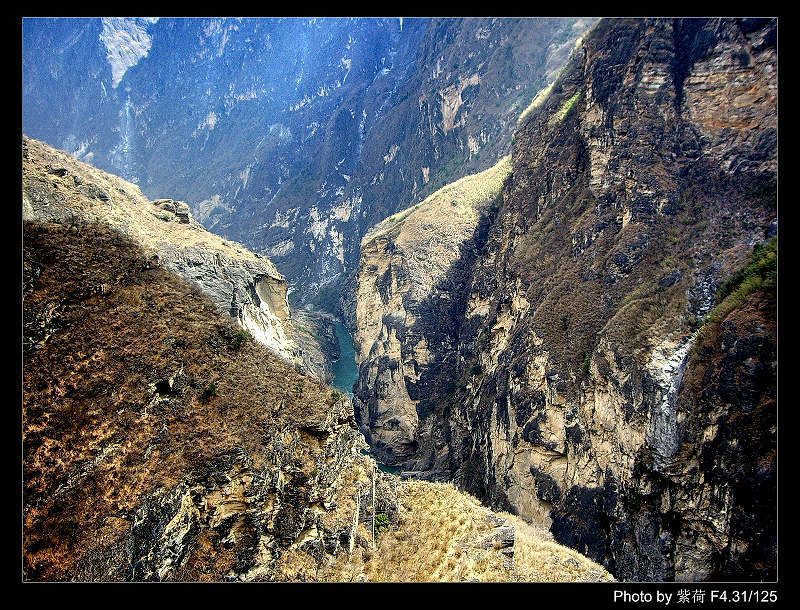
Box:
[22,17,594,309]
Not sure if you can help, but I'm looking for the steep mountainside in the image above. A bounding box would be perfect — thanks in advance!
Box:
[351,156,511,464]
[22,217,611,582]
[349,17,777,581]
[23,17,596,308]
[22,135,337,381]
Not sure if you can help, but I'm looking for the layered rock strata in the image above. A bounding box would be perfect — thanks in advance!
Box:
[350,17,777,581]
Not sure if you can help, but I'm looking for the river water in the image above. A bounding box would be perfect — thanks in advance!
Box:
[331,321,359,398]
[331,321,401,474]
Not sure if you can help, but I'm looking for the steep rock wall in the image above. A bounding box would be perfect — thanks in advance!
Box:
[351,158,511,465]
[351,18,777,581]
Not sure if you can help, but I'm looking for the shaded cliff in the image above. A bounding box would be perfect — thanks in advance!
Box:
[349,17,777,581]
[351,156,511,465]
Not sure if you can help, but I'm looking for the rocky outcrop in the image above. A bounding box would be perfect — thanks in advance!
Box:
[22,135,318,372]
[350,18,777,581]
[351,157,511,465]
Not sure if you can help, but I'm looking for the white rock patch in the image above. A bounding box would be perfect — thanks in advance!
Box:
[100,18,156,88]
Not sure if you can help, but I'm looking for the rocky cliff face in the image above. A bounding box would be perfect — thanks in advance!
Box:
[23,17,596,307]
[349,18,777,581]
[351,157,511,465]
[22,135,339,380]
[22,219,377,580]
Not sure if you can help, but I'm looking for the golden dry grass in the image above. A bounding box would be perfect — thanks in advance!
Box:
[363,155,512,245]
[320,480,613,582]
[22,221,336,580]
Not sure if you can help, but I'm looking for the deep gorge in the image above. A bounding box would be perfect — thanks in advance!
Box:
[22,16,777,583]
[331,321,359,398]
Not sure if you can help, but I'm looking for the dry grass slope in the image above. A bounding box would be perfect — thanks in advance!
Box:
[363,155,512,246]
[321,480,613,582]
[22,221,335,579]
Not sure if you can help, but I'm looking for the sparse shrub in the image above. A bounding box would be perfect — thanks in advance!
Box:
[230,330,250,349]
[365,156,511,242]
[716,238,776,302]
[704,237,776,328]
[294,378,305,398]
[518,81,555,125]
[329,390,342,404]
[580,352,591,378]
[200,383,217,402]
[375,512,390,535]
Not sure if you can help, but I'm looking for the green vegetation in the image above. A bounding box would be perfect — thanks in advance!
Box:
[201,383,218,402]
[550,92,581,125]
[230,330,250,349]
[704,238,776,327]
[375,512,391,536]
[580,352,591,378]
[329,390,342,404]
[294,378,306,398]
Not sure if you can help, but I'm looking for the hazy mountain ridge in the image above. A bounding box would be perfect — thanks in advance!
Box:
[23,17,596,308]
